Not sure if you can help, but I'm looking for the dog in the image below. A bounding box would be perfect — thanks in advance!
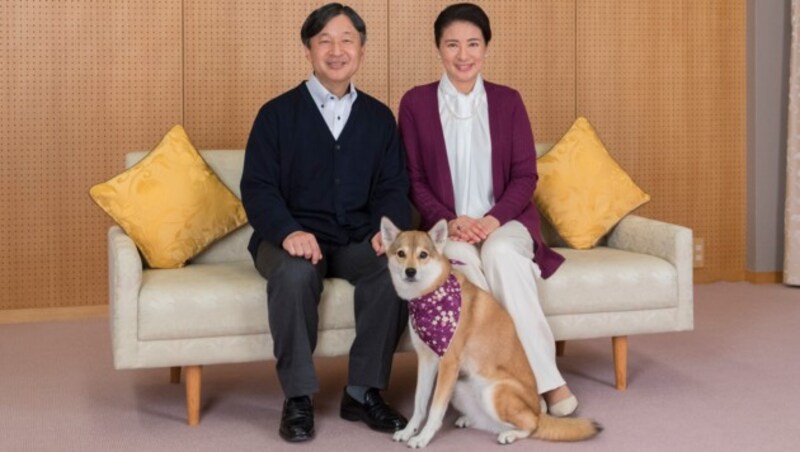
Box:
[380,217,601,447]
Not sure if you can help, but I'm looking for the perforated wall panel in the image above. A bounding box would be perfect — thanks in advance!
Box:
[0,0,748,313]
[576,0,746,281]
[0,1,182,309]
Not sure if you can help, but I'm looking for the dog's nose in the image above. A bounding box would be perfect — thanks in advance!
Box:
[405,268,417,278]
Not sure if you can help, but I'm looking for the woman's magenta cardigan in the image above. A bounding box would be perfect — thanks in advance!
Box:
[398,80,564,278]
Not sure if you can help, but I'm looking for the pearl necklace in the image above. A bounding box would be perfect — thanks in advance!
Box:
[439,75,484,120]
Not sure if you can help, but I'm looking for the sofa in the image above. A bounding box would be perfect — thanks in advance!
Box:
[107,146,693,425]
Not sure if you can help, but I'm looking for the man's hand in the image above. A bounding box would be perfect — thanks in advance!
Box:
[371,231,385,256]
[282,231,323,264]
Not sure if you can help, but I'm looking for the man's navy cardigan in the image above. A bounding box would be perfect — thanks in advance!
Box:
[241,82,411,259]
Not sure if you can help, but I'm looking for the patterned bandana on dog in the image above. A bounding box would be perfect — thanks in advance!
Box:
[408,261,464,356]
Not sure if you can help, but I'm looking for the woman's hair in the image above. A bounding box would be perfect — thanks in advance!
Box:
[300,3,367,48]
[434,3,492,46]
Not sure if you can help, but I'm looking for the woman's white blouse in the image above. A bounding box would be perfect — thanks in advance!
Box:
[438,73,494,218]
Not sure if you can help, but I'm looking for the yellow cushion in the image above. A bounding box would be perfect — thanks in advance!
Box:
[535,117,650,249]
[90,125,247,268]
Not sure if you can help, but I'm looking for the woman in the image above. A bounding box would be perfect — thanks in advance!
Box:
[398,3,577,416]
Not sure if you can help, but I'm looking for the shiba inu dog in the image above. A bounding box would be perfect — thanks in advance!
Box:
[380,217,601,448]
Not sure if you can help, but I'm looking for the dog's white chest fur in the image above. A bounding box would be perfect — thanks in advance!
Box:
[408,324,510,435]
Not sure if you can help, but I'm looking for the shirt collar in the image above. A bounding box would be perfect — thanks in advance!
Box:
[306,73,357,106]
[439,73,484,100]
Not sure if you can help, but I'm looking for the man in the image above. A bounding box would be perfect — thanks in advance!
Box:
[240,3,410,444]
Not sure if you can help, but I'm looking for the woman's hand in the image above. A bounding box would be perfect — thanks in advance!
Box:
[448,215,501,244]
[449,216,487,244]
[476,215,500,236]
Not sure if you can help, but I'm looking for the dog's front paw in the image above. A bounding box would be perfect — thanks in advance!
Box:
[454,415,472,428]
[407,432,433,449]
[496,430,529,445]
[393,426,417,442]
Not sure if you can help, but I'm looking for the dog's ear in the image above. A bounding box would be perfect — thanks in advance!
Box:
[429,219,448,254]
[380,216,401,250]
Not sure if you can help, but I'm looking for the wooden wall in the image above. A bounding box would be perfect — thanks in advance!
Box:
[0,1,183,312]
[0,0,745,314]
[575,1,746,283]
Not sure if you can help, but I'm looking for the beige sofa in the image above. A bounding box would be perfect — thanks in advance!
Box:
[108,147,693,425]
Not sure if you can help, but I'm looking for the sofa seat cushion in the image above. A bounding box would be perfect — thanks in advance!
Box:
[537,247,677,316]
[138,261,356,341]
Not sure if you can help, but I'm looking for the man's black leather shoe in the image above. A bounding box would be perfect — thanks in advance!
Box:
[340,387,408,432]
[279,396,315,442]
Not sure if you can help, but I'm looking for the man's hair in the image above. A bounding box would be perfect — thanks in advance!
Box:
[434,3,492,47]
[300,3,366,48]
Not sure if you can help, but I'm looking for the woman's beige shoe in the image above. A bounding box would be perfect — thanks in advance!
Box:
[547,394,578,417]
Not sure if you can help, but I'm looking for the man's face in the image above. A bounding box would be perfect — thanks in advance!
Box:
[305,14,364,96]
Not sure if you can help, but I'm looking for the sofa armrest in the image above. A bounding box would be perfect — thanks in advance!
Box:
[108,226,144,368]
[607,214,694,330]
[607,215,690,265]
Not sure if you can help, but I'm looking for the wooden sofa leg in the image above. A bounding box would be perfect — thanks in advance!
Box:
[612,336,628,390]
[556,340,566,356]
[185,366,202,426]
[170,366,181,384]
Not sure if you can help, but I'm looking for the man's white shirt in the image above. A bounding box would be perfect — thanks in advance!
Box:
[306,73,357,140]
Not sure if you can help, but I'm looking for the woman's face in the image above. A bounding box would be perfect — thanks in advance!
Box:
[437,20,487,94]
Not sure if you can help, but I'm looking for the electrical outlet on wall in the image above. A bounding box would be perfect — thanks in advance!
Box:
[693,238,705,268]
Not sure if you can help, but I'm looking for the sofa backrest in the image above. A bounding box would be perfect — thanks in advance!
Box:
[536,142,553,157]
[124,142,567,266]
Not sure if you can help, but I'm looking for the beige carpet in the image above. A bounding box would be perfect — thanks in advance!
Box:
[1,282,799,451]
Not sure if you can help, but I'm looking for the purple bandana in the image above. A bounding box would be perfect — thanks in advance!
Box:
[408,263,463,356]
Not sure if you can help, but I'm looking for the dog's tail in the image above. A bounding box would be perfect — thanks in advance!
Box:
[530,413,602,442]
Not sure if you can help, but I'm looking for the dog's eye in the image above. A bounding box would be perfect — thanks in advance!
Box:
[419,251,428,259]
[397,250,406,258]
